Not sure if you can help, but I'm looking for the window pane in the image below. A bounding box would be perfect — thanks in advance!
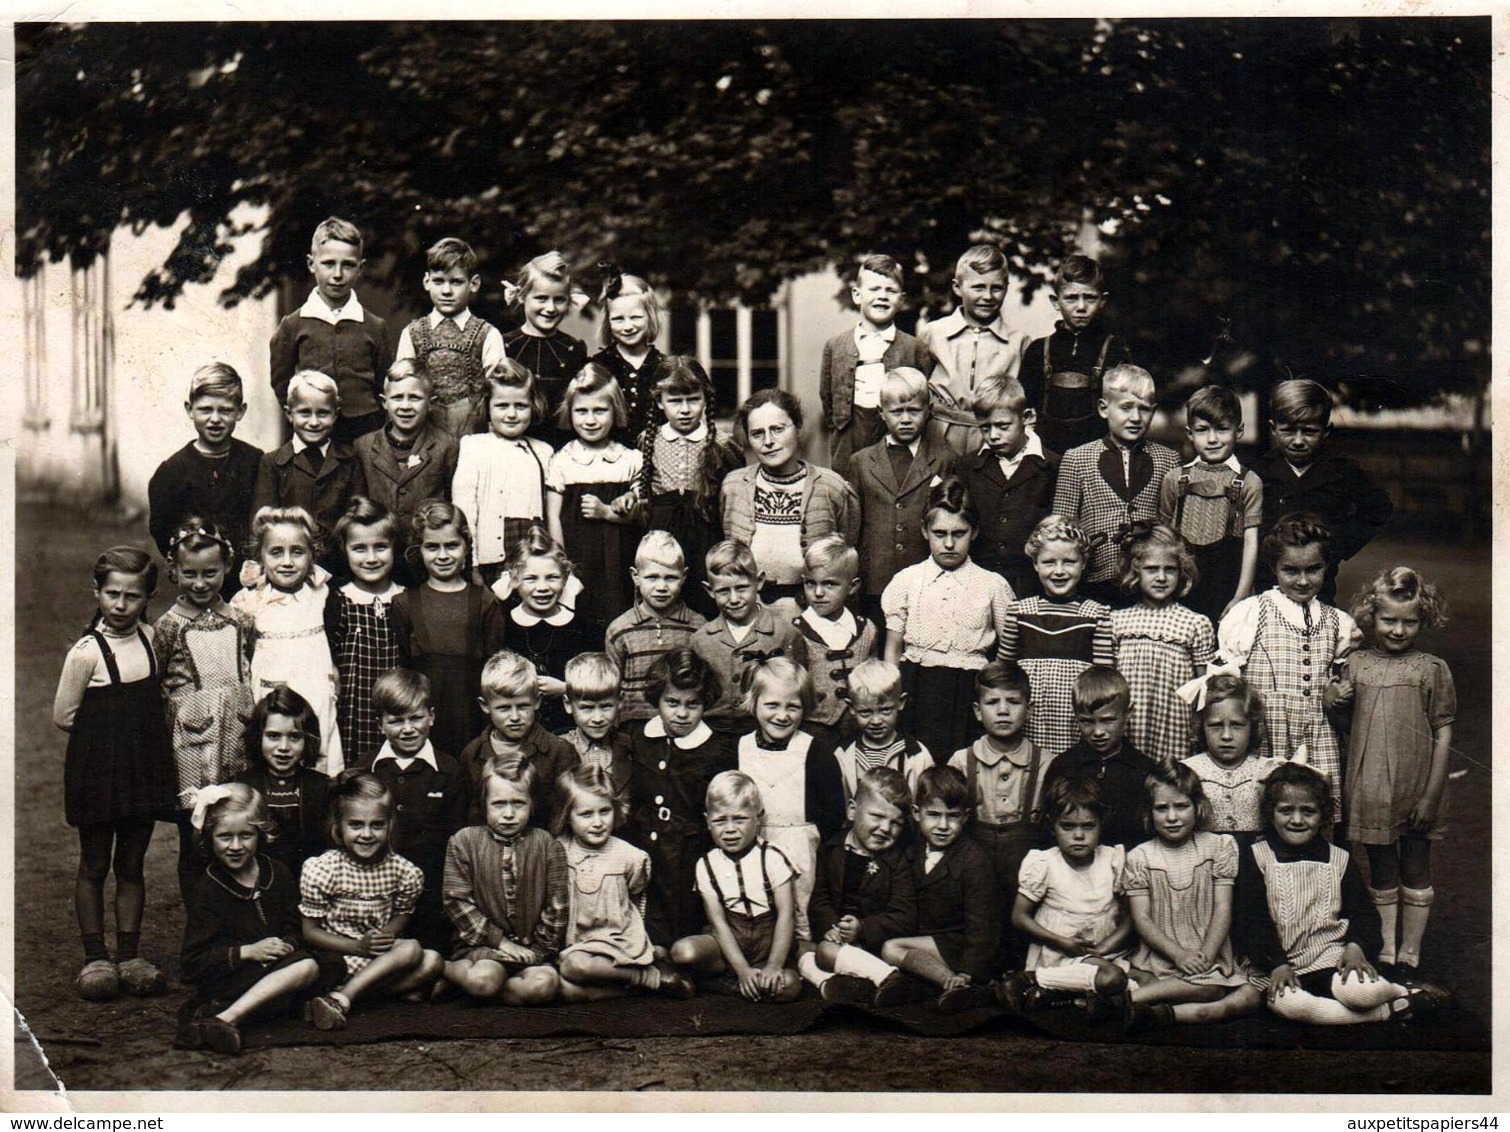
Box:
[709,308,738,410]
[667,302,698,356]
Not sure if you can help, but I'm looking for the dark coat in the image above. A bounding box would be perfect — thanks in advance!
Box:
[958,445,1061,595]
[353,423,459,531]
[808,834,918,950]
[848,434,958,597]
[911,836,1002,981]
[251,441,368,540]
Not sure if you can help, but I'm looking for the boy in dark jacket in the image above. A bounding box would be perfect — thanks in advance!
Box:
[881,765,1001,1012]
[798,766,918,1006]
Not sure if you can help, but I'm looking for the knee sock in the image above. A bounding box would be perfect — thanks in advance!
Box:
[833,944,897,987]
[115,931,141,962]
[797,952,831,989]
[1033,962,1099,994]
[1368,886,1400,964]
[81,934,108,963]
[1331,969,1403,1010]
[1398,886,1434,968]
[1272,985,1391,1026]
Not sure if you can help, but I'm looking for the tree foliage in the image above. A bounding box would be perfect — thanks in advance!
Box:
[16,18,1489,399]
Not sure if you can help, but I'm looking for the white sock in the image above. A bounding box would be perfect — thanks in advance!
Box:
[1398,885,1434,967]
[1332,970,1403,1010]
[797,951,831,989]
[1034,962,1099,993]
[833,944,896,986]
[1271,986,1391,1025]
[1369,886,1400,964]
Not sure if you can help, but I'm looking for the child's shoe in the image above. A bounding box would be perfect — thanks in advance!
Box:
[1085,985,1127,1023]
[196,1015,244,1055]
[655,966,697,1000]
[871,970,922,1008]
[936,983,996,1014]
[991,972,1032,1014]
[75,959,119,1002]
[1123,999,1175,1034]
[310,993,349,1031]
[820,974,876,1006]
[1391,980,1455,1023]
[117,956,168,997]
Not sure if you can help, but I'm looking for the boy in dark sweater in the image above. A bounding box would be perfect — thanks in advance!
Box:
[798,766,918,1006]
[1038,666,1157,852]
[367,670,471,950]
[881,765,1001,1012]
[148,362,263,598]
[1252,379,1393,604]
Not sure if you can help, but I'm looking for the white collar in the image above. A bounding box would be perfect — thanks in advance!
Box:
[843,831,874,858]
[427,308,472,330]
[799,606,858,649]
[855,322,897,343]
[982,432,1044,464]
[297,290,364,325]
[659,419,709,443]
[886,437,921,458]
[292,436,330,458]
[511,602,575,627]
[339,581,403,604]
[562,439,629,466]
[372,741,438,772]
[643,717,714,749]
[1185,454,1244,473]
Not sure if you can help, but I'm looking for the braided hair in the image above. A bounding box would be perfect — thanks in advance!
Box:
[635,355,741,525]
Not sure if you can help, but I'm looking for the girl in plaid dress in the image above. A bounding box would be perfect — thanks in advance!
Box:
[1109,523,1215,768]
[300,772,446,1029]
[1217,515,1359,823]
[1001,515,1114,759]
[325,498,403,769]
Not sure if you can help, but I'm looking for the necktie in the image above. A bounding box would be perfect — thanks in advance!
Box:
[887,443,914,486]
[1302,602,1313,633]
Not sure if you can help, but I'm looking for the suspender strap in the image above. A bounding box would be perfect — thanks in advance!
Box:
[1020,744,1043,822]
[967,745,980,807]
[760,843,775,910]
[90,631,121,685]
[1225,470,1245,537]
[704,856,731,910]
[1092,336,1114,383]
[1174,469,1192,531]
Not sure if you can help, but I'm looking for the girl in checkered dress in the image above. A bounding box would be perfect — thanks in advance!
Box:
[299,772,446,1030]
[325,498,404,769]
[1109,523,1215,768]
[1217,515,1360,823]
[1000,515,1114,759]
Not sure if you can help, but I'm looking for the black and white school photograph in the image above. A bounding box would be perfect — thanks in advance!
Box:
[6,8,1496,1105]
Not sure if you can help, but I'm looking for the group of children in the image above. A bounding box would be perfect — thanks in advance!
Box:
[55,218,1461,1056]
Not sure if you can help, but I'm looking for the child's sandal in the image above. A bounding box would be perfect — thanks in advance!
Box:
[1391,981,1455,1024]
[310,993,349,1031]
[75,959,119,1003]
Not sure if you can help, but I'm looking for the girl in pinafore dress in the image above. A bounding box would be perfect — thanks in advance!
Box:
[996,775,1130,1017]
[1109,523,1215,767]
[154,519,258,901]
[1120,763,1262,1030]
[631,356,744,619]
[392,502,508,759]
[1000,515,1115,759]
[54,547,178,1002]
[232,507,343,777]
[736,658,846,942]
[553,765,696,1001]
[502,251,587,445]
[1333,567,1455,978]
[324,498,404,769]
[546,365,643,628]
[1217,514,1359,822]
[589,267,665,441]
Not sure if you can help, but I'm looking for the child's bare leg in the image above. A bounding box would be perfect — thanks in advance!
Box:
[767,968,803,1002]
[218,958,319,1024]
[813,941,843,971]
[445,957,507,999]
[388,948,445,995]
[1170,984,1262,1024]
[499,965,559,1006]
[669,935,727,976]
[1130,976,1225,1005]
[881,936,955,989]
[74,827,112,944]
[556,978,627,1003]
[335,939,425,1008]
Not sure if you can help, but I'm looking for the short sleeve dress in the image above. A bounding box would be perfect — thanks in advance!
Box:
[1016,844,1127,970]
[1120,831,1248,987]
[558,835,655,968]
[1109,602,1215,768]
[1342,649,1456,844]
[298,848,425,974]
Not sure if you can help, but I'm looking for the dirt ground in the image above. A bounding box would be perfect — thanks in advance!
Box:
[9,504,1492,1097]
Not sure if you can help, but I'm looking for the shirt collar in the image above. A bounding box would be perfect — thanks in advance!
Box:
[428,308,472,331]
[969,735,1032,769]
[511,602,575,627]
[297,290,364,325]
[372,741,439,772]
[643,717,714,749]
[293,435,330,459]
[855,322,897,345]
[843,831,874,858]
[799,606,858,648]
[942,309,1013,342]
[659,419,709,443]
[1185,454,1244,473]
[632,598,689,625]
[981,432,1044,465]
[562,439,629,466]
[338,581,404,604]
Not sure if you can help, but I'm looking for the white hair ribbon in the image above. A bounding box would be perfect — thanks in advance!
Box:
[500,280,521,306]
[190,784,236,831]
[1175,661,1243,712]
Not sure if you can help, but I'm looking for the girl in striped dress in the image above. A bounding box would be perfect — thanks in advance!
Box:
[1000,515,1114,759]
[1109,523,1215,767]
[325,498,404,769]
[1217,514,1359,822]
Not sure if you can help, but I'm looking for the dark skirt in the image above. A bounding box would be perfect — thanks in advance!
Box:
[648,491,720,619]
[559,480,638,627]
[642,827,708,948]
[415,652,484,762]
[182,948,345,1022]
[65,678,177,828]
[899,662,983,763]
